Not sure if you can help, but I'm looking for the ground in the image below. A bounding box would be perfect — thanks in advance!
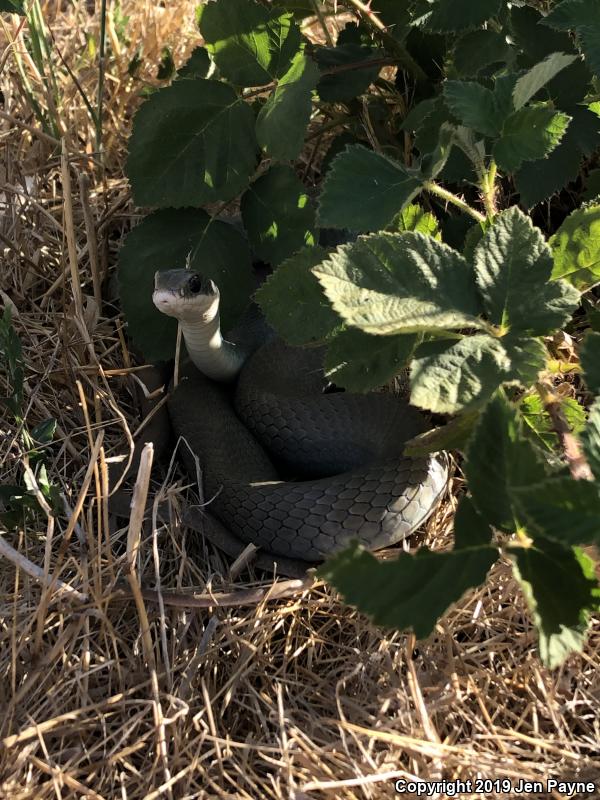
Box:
[0,2,599,798]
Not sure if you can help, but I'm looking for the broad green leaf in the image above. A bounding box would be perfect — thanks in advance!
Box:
[318,543,497,639]
[512,477,600,546]
[581,331,600,393]
[419,123,456,180]
[584,169,600,201]
[493,105,571,173]
[474,206,581,335]
[241,165,315,266]
[515,130,582,208]
[510,536,597,668]
[30,418,57,445]
[549,202,600,290]
[570,106,600,158]
[118,209,254,361]
[521,393,586,452]
[409,334,545,415]
[177,46,211,79]
[404,410,480,457]
[156,47,175,81]
[126,80,257,207]
[256,52,320,161]
[512,52,578,110]
[313,232,483,335]
[581,398,600,480]
[453,29,513,77]
[543,0,600,76]
[197,0,301,86]
[316,32,382,102]
[424,0,502,33]
[324,328,416,392]
[511,5,576,64]
[453,495,494,549]
[317,145,422,232]
[464,391,548,532]
[443,81,502,138]
[254,246,340,345]
[389,203,441,239]
[0,0,24,12]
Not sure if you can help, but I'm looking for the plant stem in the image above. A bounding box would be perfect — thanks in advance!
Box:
[535,380,594,481]
[311,0,334,46]
[96,0,107,159]
[423,182,486,224]
[480,160,498,218]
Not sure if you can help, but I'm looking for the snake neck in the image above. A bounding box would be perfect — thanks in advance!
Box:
[179,310,245,382]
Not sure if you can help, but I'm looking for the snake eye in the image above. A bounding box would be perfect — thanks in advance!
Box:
[187,273,204,294]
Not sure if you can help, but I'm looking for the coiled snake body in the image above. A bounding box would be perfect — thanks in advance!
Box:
[154,270,448,568]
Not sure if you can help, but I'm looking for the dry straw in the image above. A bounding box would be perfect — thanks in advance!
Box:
[0,2,599,799]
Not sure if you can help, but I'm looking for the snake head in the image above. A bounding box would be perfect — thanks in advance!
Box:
[153,269,219,321]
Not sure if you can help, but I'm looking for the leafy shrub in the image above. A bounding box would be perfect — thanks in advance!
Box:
[119,0,600,667]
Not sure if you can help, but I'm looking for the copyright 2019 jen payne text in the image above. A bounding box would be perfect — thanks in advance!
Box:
[394,778,597,796]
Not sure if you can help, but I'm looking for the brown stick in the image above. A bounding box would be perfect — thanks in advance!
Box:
[536,381,594,481]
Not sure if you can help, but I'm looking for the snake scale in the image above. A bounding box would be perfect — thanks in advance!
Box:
[154,269,448,568]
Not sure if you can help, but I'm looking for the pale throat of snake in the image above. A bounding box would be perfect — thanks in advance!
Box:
[152,269,244,382]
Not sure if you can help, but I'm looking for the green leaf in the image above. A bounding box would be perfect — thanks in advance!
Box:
[542,0,600,76]
[474,206,581,335]
[197,0,301,86]
[156,46,175,81]
[493,105,571,173]
[453,495,494,549]
[549,202,600,291]
[512,477,600,546]
[241,165,315,266]
[581,398,600,480]
[521,393,586,452]
[126,79,257,207]
[515,129,582,209]
[409,334,545,415]
[312,232,483,335]
[324,328,416,392]
[318,543,497,639]
[255,51,319,162]
[581,331,600,393]
[177,46,211,79]
[443,81,503,138]
[584,168,600,200]
[510,536,598,668]
[30,418,57,445]
[389,203,441,239]
[316,35,382,102]
[404,410,481,457]
[511,5,576,64]
[512,52,578,110]
[317,145,422,232]
[453,29,513,77]
[464,391,548,532]
[424,0,502,34]
[254,246,340,345]
[0,0,24,12]
[118,208,254,361]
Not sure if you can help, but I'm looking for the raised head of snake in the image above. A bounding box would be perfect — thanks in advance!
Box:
[153,269,245,381]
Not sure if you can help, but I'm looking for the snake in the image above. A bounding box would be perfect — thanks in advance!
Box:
[152,269,448,570]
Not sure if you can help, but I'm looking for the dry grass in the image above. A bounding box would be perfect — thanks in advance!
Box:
[1,2,600,799]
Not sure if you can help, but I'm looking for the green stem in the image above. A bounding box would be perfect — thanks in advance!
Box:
[423,181,486,224]
[480,160,498,219]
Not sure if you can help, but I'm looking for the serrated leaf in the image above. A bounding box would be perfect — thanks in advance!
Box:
[510,536,597,668]
[424,0,502,34]
[409,334,544,415]
[512,477,600,546]
[542,0,600,76]
[240,165,315,266]
[511,5,576,64]
[493,105,571,173]
[453,29,513,77]
[126,80,257,207]
[474,206,581,335]
[512,52,578,110]
[317,145,422,232]
[464,391,548,532]
[254,246,340,345]
[256,51,319,161]
[389,203,441,239]
[313,232,483,335]
[118,209,254,361]
[549,202,600,291]
[419,123,455,180]
[316,36,382,102]
[404,410,480,457]
[0,0,24,12]
[177,46,211,79]
[443,81,503,138]
[581,331,600,393]
[197,0,301,87]
[324,328,416,392]
[521,393,586,452]
[581,398,600,480]
[454,495,494,549]
[515,129,582,208]
[318,542,497,639]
